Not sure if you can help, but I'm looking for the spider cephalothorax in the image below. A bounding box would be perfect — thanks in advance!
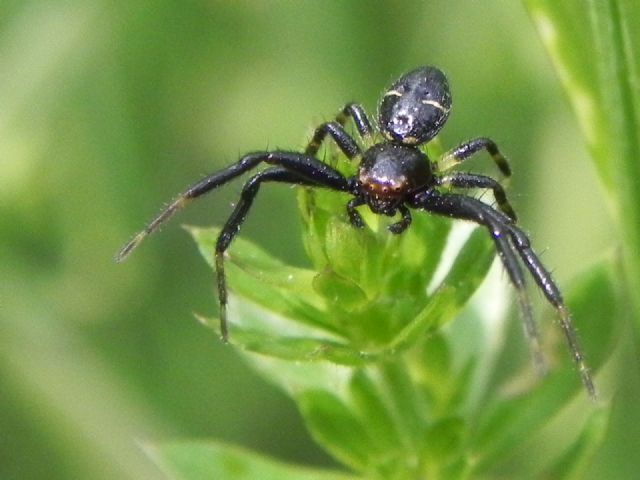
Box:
[117,66,596,400]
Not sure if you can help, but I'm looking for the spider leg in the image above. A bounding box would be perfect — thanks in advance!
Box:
[116,151,351,262]
[215,167,329,341]
[414,190,596,399]
[506,224,597,400]
[436,172,517,221]
[337,103,374,139]
[306,103,374,157]
[438,137,512,176]
[413,190,547,378]
[305,122,360,159]
[347,196,367,228]
[388,204,412,234]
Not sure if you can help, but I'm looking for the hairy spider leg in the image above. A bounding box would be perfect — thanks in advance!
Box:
[347,196,413,234]
[305,121,361,159]
[115,151,351,263]
[436,172,517,221]
[347,196,367,228]
[387,204,413,234]
[215,167,337,341]
[415,190,596,399]
[414,190,548,378]
[439,137,512,177]
[506,224,597,400]
[305,103,374,157]
[337,103,374,138]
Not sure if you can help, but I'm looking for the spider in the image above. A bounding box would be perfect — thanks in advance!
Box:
[116,66,596,400]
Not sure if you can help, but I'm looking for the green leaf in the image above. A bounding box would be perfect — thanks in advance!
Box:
[378,360,428,446]
[297,390,376,472]
[187,226,335,334]
[237,350,356,399]
[484,254,622,402]
[312,268,369,311]
[421,417,468,478]
[389,227,495,350]
[472,392,611,479]
[470,257,619,475]
[348,370,404,454]
[152,441,360,480]
[542,406,611,480]
[189,202,493,359]
[200,321,366,365]
[471,371,588,471]
[524,0,640,318]
[379,214,451,299]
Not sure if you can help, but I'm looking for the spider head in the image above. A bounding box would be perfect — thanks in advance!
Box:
[358,143,432,216]
[378,66,452,146]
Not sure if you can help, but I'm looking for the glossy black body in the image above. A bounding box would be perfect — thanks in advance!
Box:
[358,143,432,215]
[117,66,596,400]
[378,66,452,145]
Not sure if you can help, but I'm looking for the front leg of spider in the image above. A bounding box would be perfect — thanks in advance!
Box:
[214,167,327,341]
[116,150,354,342]
[413,191,547,375]
[414,190,596,399]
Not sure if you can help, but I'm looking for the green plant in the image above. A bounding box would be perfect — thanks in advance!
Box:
[149,141,615,479]
[151,2,639,477]
[524,0,640,318]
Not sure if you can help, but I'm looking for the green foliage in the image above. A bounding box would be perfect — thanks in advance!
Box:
[166,142,619,478]
[2,1,637,478]
[524,0,640,319]
[155,0,640,469]
[188,212,492,362]
[154,441,359,480]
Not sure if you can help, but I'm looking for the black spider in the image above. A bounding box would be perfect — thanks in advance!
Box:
[116,66,596,399]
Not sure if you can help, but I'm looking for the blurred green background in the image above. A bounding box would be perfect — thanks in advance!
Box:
[0,1,621,478]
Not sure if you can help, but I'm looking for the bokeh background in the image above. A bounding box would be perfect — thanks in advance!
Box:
[0,1,621,478]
